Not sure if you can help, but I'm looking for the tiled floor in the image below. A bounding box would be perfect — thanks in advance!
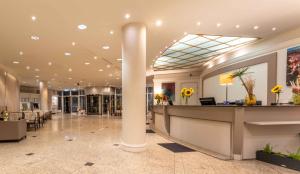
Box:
[0,114,299,174]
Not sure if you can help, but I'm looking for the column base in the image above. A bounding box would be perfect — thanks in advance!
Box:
[120,141,146,152]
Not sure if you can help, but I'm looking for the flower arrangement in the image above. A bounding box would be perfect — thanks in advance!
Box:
[230,67,256,105]
[290,79,300,105]
[154,94,163,105]
[180,88,194,104]
[271,85,283,104]
[1,110,9,121]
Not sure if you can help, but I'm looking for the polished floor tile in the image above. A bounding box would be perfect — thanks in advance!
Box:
[0,114,299,174]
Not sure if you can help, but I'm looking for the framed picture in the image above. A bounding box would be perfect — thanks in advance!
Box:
[161,83,175,101]
[287,45,300,86]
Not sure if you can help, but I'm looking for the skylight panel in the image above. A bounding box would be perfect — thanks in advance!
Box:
[169,43,189,51]
[178,34,198,43]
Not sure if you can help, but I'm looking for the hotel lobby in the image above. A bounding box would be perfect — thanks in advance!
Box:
[1,0,300,173]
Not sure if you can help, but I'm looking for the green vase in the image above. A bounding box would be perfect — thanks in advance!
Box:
[293,94,300,105]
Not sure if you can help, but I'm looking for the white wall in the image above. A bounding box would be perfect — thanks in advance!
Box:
[203,63,268,105]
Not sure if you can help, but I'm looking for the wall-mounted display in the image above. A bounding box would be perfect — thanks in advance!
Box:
[287,45,300,86]
[161,83,175,101]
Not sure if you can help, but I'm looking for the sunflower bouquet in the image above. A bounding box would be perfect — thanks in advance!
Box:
[180,88,194,104]
[271,85,283,104]
[154,94,163,105]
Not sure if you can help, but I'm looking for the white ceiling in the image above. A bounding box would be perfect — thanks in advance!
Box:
[0,0,300,89]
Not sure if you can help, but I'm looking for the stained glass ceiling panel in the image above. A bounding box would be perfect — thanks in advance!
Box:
[154,34,258,71]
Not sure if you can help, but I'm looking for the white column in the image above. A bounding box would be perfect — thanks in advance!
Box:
[39,81,49,111]
[121,23,146,152]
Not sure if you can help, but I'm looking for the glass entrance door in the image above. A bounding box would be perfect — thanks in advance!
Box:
[63,97,71,113]
[87,95,99,115]
[71,97,78,113]
[102,95,110,115]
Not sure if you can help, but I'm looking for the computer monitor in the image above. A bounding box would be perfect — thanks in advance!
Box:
[199,97,216,106]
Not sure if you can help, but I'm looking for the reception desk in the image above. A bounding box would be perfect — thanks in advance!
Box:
[152,105,300,160]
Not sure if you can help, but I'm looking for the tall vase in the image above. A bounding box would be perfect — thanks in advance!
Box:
[245,94,256,106]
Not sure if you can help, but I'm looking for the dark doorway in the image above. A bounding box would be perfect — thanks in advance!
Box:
[87,95,99,115]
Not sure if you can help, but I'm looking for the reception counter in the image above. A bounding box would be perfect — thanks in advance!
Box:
[152,105,300,160]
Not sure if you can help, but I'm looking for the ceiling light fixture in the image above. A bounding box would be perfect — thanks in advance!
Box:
[184,32,188,35]
[31,16,37,21]
[155,20,163,27]
[68,68,72,72]
[102,46,110,50]
[77,24,87,30]
[13,61,20,64]
[217,23,221,27]
[272,27,277,31]
[35,75,39,78]
[94,56,98,60]
[196,22,201,26]
[253,25,259,30]
[109,74,113,77]
[19,51,23,55]
[84,62,90,65]
[72,42,76,46]
[98,69,103,72]
[106,64,111,68]
[35,68,40,72]
[48,62,52,66]
[64,52,71,56]
[26,66,30,70]
[109,30,114,35]
[235,24,240,29]
[117,58,123,61]
[68,77,72,80]
[31,35,39,40]
[124,13,131,19]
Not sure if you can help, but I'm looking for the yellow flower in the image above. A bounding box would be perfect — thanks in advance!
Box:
[180,88,187,97]
[271,85,283,94]
[184,88,194,97]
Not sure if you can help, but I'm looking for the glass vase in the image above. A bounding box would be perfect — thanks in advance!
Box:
[245,94,256,106]
[293,94,300,105]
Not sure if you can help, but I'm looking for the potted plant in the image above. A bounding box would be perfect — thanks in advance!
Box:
[180,88,194,105]
[0,110,9,121]
[230,67,256,106]
[154,94,163,105]
[256,144,300,171]
[290,79,300,105]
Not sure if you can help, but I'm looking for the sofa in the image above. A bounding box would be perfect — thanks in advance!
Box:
[0,119,27,141]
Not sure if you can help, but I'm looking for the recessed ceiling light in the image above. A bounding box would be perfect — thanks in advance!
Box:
[117,58,123,61]
[64,52,71,56]
[77,24,87,30]
[217,23,221,27]
[109,30,114,35]
[124,13,131,19]
[155,20,163,27]
[106,64,111,68]
[173,40,177,43]
[102,46,110,50]
[253,25,259,30]
[26,66,30,70]
[68,77,72,80]
[19,51,23,55]
[68,68,72,72]
[31,35,39,40]
[109,74,113,77]
[196,22,201,26]
[48,62,52,66]
[31,16,37,21]
[72,42,76,46]
[84,62,90,65]
[98,69,103,72]
[235,24,240,29]
[35,68,40,72]
[35,75,39,78]
[184,32,188,35]
[94,56,98,60]
[13,61,20,64]
[272,27,277,31]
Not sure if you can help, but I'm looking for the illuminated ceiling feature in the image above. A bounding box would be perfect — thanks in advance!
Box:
[154,34,258,71]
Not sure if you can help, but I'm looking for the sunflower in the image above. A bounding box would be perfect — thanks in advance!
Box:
[184,88,194,97]
[271,85,283,94]
[180,88,187,97]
